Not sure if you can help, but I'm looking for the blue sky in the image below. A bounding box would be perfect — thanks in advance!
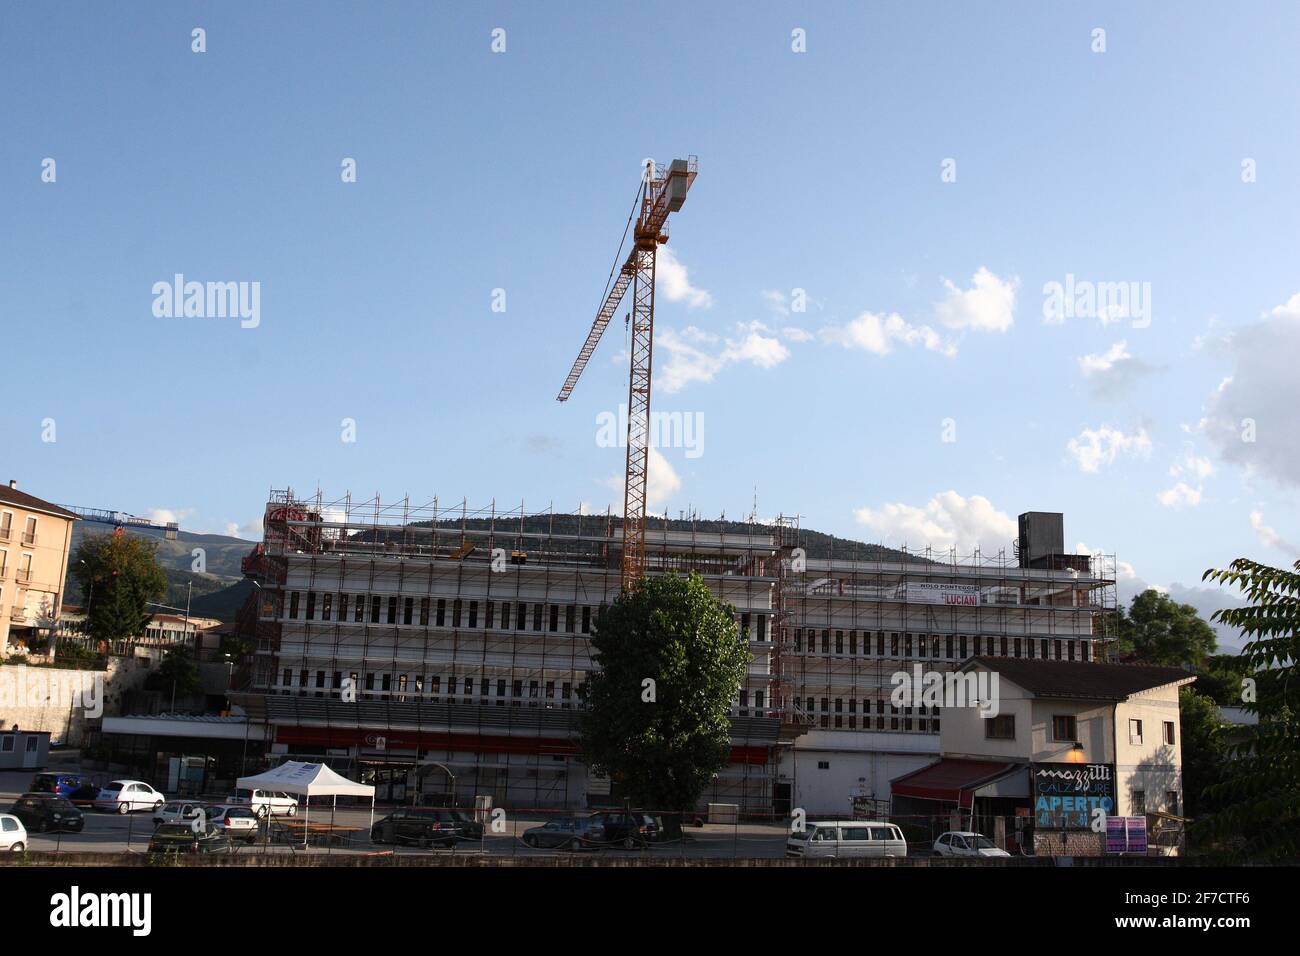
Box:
[2,1,1298,626]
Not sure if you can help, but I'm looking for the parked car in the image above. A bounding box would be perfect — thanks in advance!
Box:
[521,817,601,850]
[30,772,100,804]
[587,810,661,849]
[148,822,232,855]
[94,780,166,815]
[0,813,28,852]
[785,821,908,859]
[205,805,262,842]
[370,808,476,847]
[9,793,84,833]
[153,801,206,826]
[227,788,298,818]
[933,831,1011,858]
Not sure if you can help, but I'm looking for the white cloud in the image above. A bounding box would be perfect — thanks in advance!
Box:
[221,516,263,540]
[1066,425,1153,473]
[1201,291,1300,488]
[605,446,681,508]
[820,311,956,357]
[721,321,790,369]
[1156,482,1202,508]
[781,326,813,343]
[658,321,792,393]
[761,289,789,317]
[656,247,712,309]
[934,267,1019,333]
[1156,448,1213,508]
[853,491,1018,554]
[1078,340,1158,399]
[1249,510,1299,557]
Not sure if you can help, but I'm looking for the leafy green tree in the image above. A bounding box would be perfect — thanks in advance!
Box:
[580,573,750,812]
[146,646,204,699]
[69,532,168,643]
[1196,558,1300,861]
[1116,589,1217,667]
[1177,687,1228,821]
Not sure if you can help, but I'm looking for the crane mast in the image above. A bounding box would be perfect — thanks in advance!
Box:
[557,156,698,591]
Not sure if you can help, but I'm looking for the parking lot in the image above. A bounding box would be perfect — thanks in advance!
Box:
[0,768,793,860]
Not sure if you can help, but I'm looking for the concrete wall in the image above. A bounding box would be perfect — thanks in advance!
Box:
[0,658,155,745]
[1115,690,1183,816]
[782,729,937,816]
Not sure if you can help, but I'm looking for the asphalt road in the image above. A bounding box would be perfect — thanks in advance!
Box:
[0,768,791,859]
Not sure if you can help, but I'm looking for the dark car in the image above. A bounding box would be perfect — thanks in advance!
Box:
[29,773,100,804]
[9,793,85,833]
[521,817,601,850]
[371,808,478,848]
[588,811,662,849]
[148,822,232,855]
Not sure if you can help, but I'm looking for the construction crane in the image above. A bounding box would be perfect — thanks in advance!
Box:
[58,504,179,540]
[557,155,698,591]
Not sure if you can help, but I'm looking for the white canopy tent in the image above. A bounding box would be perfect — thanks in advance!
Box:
[236,761,376,845]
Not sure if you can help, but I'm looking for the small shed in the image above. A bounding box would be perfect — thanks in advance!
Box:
[0,729,51,770]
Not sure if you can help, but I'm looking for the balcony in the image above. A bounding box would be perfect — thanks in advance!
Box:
[9,606,25,623]
[20,532,35,546]
[0,526,9,541]
[14,567,31,584]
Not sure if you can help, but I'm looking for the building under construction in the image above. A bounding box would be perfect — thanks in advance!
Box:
[235,492,1116,815]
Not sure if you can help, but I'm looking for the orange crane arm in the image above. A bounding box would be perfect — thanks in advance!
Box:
[555,259,635,402]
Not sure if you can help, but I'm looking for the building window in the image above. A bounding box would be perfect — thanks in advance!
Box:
[835,631,843,655]
[1027,638,1035,659]
[1163,720,1175,746]
[1053,639,1062,660]
[757,616,767,642]
[485,601,495,628]
[533,604,543,632]
[960,635,967,658]
[353,596,364,622]
[339,594,349,621]
[452,599,462,628]
[288,592,300,619]
[890,633,899,657]
[1129,719,1144,746]
[305,592,316,621]
[387,596,398,624]
[419,598,430,626]
[403,597,414,625]
[817,761,830,770]
[984,715,1016,740]
[469,601,478,628]
[1041,639,1049,659]
[1166,791,1179,815]
[1067,640,1075,661]
[565,605,575,633]
[517,602,527,630]
[581,606,591,634]
[321,593,332,621]
[501,602,512,630]
[436,599,446,627]
[1013,637,1022,658]
[1052,715,1078,742]
[370,596,381,624]
[1131,790,1146,815]
[821,630,829,654]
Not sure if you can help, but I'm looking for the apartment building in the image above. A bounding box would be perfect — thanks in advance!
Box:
[236,493,1116,815]
[234,492,783,810]
[0,481,78,651]
[775,513,1116,814]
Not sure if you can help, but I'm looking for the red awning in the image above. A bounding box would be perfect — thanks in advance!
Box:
[890,758,1019,809]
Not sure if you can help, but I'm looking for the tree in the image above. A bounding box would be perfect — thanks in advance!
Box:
[1177,687,1228,820]
[1196,558,1300,861]
[580,573,750,813]
[146,646,204,700]
[1116,589,1217,667]
[69,531,168,643]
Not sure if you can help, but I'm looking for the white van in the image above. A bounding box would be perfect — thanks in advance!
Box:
[227,788,298,817]
[786,820,907,859]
